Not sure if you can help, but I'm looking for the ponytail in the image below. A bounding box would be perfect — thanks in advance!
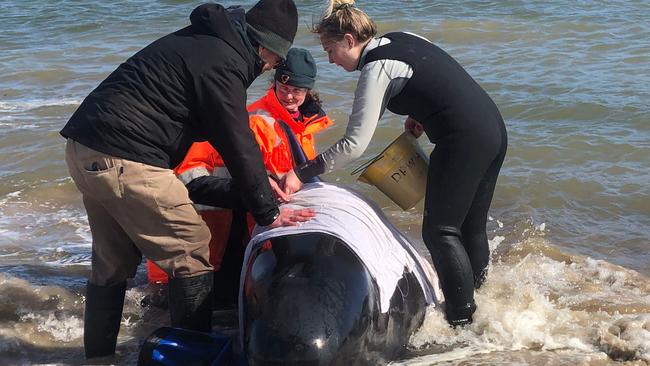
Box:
[312,0,377,43]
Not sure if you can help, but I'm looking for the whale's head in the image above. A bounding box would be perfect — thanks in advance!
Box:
[243,232,381,365]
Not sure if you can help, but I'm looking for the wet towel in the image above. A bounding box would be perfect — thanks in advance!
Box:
[241,182,443,313]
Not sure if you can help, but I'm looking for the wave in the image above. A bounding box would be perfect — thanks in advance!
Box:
[402,234,650,364]
[0,99,80,113]
[0,272,153,365]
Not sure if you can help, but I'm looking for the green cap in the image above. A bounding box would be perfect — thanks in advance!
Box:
[274,48,317,89]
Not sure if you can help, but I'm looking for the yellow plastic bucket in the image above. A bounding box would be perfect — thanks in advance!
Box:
[352,132,429,210]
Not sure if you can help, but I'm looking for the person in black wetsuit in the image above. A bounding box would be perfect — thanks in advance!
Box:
[281,0,508,326]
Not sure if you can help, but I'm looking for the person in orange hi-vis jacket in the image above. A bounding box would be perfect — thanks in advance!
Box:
[143,48,333,308]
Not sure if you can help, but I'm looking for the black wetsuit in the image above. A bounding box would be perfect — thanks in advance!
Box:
[297,31,507,324]
[368,32,507,323]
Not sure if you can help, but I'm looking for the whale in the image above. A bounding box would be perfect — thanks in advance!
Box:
[239,183,442,365]
[243,232,426,365]
[138,183,442,366]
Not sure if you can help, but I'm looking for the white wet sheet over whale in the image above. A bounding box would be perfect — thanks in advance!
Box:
[242,182,443,313]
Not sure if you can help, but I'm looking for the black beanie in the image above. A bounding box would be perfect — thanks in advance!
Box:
[246,0,298,60]
[274,48,317,89]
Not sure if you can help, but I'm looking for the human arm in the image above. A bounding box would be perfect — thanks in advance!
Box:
[185,175,242,209]
[185,175,289,208]
[284,57,413,192]
[184,173,308,228]
[194,61,280,226]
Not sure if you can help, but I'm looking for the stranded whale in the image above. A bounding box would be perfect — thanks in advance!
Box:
[240,183,442,365]
[139,183,443,365]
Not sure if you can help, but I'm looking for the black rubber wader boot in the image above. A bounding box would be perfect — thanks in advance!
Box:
[425,230,477,328]
[168,272,213,332]
[447,301,476,328]
[84,281,127,358]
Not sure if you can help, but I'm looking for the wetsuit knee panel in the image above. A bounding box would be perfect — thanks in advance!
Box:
[422,225,465,259]
[422,225,462,243]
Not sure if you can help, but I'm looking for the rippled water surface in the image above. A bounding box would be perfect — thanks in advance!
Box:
[0,0,648,365]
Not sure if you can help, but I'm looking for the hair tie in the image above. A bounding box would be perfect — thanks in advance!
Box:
[333,3,353,12]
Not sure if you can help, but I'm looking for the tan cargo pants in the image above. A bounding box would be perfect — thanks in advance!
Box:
[65,139,213,286]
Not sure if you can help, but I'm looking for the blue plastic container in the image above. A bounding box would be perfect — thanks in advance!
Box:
[138,327,233,366]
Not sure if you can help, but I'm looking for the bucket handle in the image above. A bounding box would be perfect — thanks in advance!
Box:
[350,154,384,175]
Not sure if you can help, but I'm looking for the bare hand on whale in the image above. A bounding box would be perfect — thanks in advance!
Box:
[267,207,316,228]
[268,176,291,203]
[279,169,302,196]
[266,176,315,228]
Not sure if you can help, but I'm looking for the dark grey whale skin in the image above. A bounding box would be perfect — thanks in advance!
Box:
[243,232,427,366]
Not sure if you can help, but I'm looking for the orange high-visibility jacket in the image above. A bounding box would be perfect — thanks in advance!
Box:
[147,87,333,283]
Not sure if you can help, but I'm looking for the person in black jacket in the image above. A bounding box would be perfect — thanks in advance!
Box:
[61,0,314,359]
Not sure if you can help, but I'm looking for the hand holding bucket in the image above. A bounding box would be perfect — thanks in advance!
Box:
[351,132,429,210]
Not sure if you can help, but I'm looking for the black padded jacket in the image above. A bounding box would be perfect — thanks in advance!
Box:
[60,4,279,226]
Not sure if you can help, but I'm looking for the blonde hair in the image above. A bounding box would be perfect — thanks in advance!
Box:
[312,0,377,43]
